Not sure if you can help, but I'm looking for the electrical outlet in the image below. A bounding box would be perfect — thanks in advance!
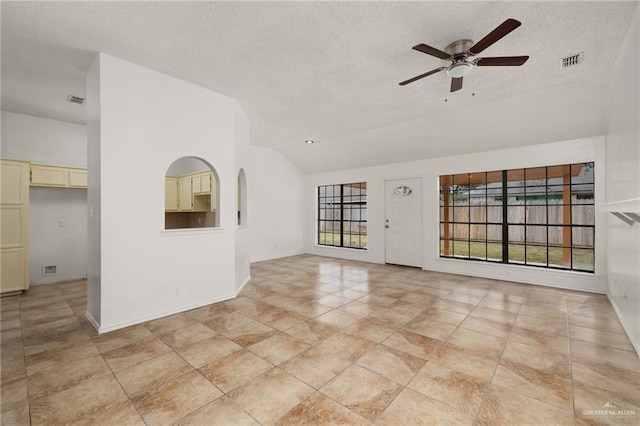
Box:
[58,219,64,227]
[173,287,180,297]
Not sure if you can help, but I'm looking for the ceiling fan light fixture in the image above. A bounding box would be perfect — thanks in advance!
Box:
[447,62,473,78]
[305,139,314,144]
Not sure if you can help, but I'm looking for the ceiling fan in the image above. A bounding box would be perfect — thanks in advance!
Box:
[400,18,529,92]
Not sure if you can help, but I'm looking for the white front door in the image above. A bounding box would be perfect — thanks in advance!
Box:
[384,178,423,267]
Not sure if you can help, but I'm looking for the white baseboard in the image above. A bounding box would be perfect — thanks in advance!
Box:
[607,293,640,357]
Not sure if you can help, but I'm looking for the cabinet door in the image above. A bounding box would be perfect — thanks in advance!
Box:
[179,176,193,211]
[201,172,211,193]
[69,169,88,188]
[210,173,217,211]
[31,164,68,187]
[165,177,178,211]
[192,174,202,194]
[0,159,29,293]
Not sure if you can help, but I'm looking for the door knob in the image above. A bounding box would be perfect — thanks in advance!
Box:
[385,225,389,228]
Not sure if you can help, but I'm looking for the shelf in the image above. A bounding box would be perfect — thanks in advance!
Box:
[598,198,640,225]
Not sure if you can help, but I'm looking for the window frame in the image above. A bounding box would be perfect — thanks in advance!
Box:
[317,182,367,250]
[439,163,595,273]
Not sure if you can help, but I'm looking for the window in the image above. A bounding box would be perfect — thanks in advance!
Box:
[318,182,367,249]
[440,162,594,272]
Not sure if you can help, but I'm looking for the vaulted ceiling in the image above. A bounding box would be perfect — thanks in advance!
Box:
[1,1,637,173]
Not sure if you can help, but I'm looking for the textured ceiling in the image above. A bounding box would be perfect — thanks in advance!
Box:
[1,1,637,173]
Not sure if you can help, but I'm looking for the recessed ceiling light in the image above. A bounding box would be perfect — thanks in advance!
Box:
[305,140,314,144]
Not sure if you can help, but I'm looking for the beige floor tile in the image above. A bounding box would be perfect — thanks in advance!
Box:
[114,351,193,396]
[176,396,259,425]
[144,314,198,334]
[502,340,571,377]
[408,361,489,417]
[573,381,640,426]
[228,368,314,424]
[429,343,500,382]
[284,319,340,345]
[509,326,570,355]
[320,365,402,421]
[1,377,28,414]
[74,400,145,426]
[569,324,636,352]
[470,305,518,325]
[102,336,172,372]
[357,344,425,385]
[157,321,217,350]
[254,308,309,331]
[132,371,222,425]
[430,298,476,315]
[492,361,573,411]
[0,403,29,426]
[248,333,309,365]
[568,312,626,334]
[177,336,243,368]
[446,327,507,359]
[382,329,443,360]
[92,325,156,353]
[414,308,468,326]
[313,310,360,329]
[459,316,512,338]
[377,387,474,426]
[199,349,273,393]
[476,383,575,425]
[201,311,254,333]
[336,300,378,317]
[313,332,376,363]
[24,327,92,357]
[30,374,129,425]
[280,349,351,389]
[223,321,278,347]
[514,313,569,336]
[404,318,458,341]
[27,351,111,400]
[343,317,396,343]
[275,392,369,425]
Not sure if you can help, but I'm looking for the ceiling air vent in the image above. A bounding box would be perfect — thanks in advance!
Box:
[562,52,583,68]
[66,95,85,104]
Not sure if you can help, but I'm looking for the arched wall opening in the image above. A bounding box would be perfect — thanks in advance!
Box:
[165,156,220,229]
[237,168,247,226]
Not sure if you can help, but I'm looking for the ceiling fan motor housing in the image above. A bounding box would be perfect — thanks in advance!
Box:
[445,39,474,58]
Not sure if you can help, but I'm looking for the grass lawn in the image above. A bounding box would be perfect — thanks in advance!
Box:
[440,240,594,271]
[318,232,367,249]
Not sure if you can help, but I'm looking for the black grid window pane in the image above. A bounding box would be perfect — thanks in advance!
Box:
[318,182,367,250]
[439,162,594,273]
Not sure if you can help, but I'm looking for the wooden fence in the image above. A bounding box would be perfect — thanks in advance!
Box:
[442,200,594,247]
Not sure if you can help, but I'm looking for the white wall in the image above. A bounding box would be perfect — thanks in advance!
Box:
[249,145,305,262]
[605,11,640,353]
[87,54,248,332]
[1,111,88,285]
[305,137,607,294]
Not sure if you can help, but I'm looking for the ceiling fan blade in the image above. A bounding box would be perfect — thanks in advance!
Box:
[475,56,529,66]
[399,67,445,86]
[450,77,463,92]
[469,19,522,55]
[412,43,451,60]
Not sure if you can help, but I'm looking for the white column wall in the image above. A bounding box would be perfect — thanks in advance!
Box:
[605,11,640,353]
[87,54,245,332]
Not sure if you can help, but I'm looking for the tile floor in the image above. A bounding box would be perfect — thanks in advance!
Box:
[1,254,639,425]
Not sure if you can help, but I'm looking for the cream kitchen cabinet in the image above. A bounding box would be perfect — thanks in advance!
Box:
[1,159,29,294]
[30,164,88,188]
[165,177,179,211]
[178,176,193,211]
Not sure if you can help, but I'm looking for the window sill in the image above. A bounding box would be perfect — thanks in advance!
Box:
[314,244,368,252]
[161,227,224,237]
